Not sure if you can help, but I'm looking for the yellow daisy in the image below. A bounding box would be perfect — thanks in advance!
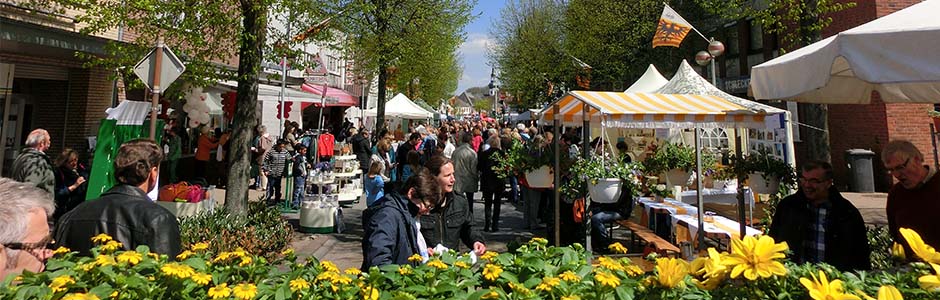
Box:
[361,286,379,300]
[95,254,116,266]
[91,233,113,244]
[900,228,940,264]
[117,251,142,265]
[232,283,258,300]
[321,261,340,273]
[100,240,123,252]
[398,266,412,275]
[535,276,561,292]
[426,259,448,270]
[594,271,620,288]
[481,291,500,299]
[191,242,209,251]
[161,262,196,279]
[408,254,424,263]
[597,256,624,271]
[799,270,860,300]
[919,263,940,292]
[61,293,100,300]
[53,246,71,256]
[239,256,252,267]
[345,268,362,276]
[891,243,906,261]
[561,296,581,300]
[654,257,689,289]
[281,248,295,256]
[480,251,498,261]
[49,275,75,293]
[289,278,310,292]
[530,237,548,245]
[722,235,788,280]
[608,242,628,254]
[861,285,904,300]
[482,264,503,281]
[559,271,581,282]
[454,261,470,269]
[177,250,195,260]
[191,273,212,286]
[207,283,231,299]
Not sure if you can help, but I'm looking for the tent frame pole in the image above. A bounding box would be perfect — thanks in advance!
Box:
[553,104,561,246]
[695,128,706,251]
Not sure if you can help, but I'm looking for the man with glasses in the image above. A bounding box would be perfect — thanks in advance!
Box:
[0,178,56,281]
[882,140,940,260]
[768,161,870,271]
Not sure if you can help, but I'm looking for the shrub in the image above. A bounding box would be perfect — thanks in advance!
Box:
[179,200,292,260]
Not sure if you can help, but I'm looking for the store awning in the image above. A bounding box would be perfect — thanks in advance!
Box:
[301,83,359,107]
[539,91,771,129]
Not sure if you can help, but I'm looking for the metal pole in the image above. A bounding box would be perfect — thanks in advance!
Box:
[0,64,13,174]
[582,103,592,260]
[553,104,561,246]
[931,123,939,170]
[735,129,746,238]
[279,56,287,136]
[695,128,705,251]
[710,58,718,86]
[149,36,164,140]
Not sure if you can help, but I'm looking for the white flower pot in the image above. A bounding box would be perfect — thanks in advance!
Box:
[748,172,780,194]
[713,179,738,191]
[525,166,553,188]
[664,169,692,187]
[589,178,623,204]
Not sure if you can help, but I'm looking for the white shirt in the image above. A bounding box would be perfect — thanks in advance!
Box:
[443,141,456,159]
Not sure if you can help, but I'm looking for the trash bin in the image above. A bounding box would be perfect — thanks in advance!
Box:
[845,149,876,192]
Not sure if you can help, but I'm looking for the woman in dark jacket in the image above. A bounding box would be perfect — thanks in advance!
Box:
[350,129,373,173]
[419,156,486,255]
[361,169,441,269]
[478,136,506,232]
[53,148,88,222]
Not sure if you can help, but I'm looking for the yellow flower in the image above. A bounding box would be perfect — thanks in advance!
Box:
[191,242,209,251]
[561,296,580,300]
[535,276,561,292]
[560,271,581,282]
[95,254,115,266]
[53,246,71,256]
[691,247,727,290]
[161,262,196,279]
[530,237,548,245]
[213,252,233,263]
[101,240,123,252]
[49,275,76,293]
[655,257,689,289]
[362,286,379,300]
[91,233,113,244]
[625,264,644,276]
[109,290,118,299]
[482,264,503,281]
[722,235,788,280]
[594,271,621,288]
[481,291,500,299]
[345,268,362,276]
[191,273,212,286]
[281,248,295,256]
[116,251,142,265]
[207,283,231,299]
[147,253,160,260]
[61,293,100,300]
[426,259,448,270]
[481,251,498,261]
[316,271,338,282]
[321,261,340,273]
[919,263,940,292]
[799,270,861,300]
[891,243,906,261]
[408,253,424,263]
[289,278,310,292]
[231,248,248,258]
[398,265,412,275]
[239,256,252,267]
[232,283,258,300]
[509,282,531,295]
[78,262,95,272]
[900,228,940,264]
[454,261,470,269]
[177,250,195,260]
[862,285,904,300]
[608,242,628,254]
[597,256,624,271]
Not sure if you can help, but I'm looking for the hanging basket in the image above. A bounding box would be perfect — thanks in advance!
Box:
[589,178,623,204]
[748,172,781,195]
[525,166,553,188]
[663,169,692,187]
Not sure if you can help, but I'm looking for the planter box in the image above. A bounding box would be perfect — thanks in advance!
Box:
[748,172,780,194]
[157,200,215,219]
[589,178,623,204]
[525,166,553,188]
[664,169,692,187]
[299,204,336,234]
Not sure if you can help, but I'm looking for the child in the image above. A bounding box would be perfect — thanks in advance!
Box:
[401,150,421,183]
[292,145,309,207]
[365,161,385,207]
[263,141,291,203]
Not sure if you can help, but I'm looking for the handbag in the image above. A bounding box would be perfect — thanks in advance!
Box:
[572,197,585,223]
[159,182,190,202]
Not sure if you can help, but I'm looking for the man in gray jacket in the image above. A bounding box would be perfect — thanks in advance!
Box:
[12,129,55,194]
[451,131,479,212]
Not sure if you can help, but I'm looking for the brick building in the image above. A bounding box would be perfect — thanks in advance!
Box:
[702,0,938,192]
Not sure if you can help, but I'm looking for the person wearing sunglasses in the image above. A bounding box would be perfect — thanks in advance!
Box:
[0,178,56,281]
[362,168,442,269]
[54,139,181,257]
[882,140,940,261]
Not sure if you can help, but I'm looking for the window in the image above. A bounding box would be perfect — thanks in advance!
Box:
[725,58,740,78]
[749,20,763,50]
[702,128,730,150]
[726,28,739,56]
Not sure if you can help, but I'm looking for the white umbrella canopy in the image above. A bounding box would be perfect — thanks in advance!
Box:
[625,64,669,93]
[750,0,940,104]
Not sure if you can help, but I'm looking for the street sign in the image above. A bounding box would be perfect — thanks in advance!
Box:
[133,46,186,93]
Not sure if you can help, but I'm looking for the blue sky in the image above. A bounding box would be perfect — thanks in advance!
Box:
[455,0,506,94]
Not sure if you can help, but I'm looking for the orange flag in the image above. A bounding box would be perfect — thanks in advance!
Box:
[652,4,693,48]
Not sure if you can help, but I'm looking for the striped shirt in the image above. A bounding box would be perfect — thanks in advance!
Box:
[263,150,291,177]
[804,202,830,263]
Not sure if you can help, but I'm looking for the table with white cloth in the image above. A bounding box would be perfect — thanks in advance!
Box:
[637,197,760,251]
[675,188,756,225]
[671,214,761,250]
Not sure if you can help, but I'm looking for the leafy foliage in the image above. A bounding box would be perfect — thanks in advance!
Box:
[559,155,644,199]
[726,148,798,188]
[492,139,560,179]
[642,143,698,174]
[179,200,292,260]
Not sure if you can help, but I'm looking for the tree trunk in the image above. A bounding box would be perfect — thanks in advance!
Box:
[225,0,266,215]
[375,63,388,133]
[798,0,831,163]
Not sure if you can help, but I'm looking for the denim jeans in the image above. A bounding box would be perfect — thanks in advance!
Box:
[522,187,541,229]
[292,176,306,206]
[266,176,282,202]
[509,176,519,203]
[591,210,623,248]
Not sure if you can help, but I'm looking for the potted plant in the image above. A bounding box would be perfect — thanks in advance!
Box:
[642,143,697,187]
[709,165,739,190]
[493,139,555,188]
[561,155,643,203]
[727,148,797,194]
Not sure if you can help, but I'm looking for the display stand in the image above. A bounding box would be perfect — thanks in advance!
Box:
[332,155,363,207]
[298,154,361,233]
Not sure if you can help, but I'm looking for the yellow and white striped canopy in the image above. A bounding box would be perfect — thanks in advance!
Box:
[539,91,771,129]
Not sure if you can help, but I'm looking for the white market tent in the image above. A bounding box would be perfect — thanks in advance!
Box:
[625,64,669,93]
[750,0,940,104]
[363,93,434,119]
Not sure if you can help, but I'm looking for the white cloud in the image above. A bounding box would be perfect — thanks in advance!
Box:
[456,33,498,93]
[458,33,495,56]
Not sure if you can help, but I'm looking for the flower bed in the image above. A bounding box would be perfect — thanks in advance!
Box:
[3,230,939,300]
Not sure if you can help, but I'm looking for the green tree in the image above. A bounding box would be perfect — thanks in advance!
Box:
[38,0,337,214]
[340,0,475,132]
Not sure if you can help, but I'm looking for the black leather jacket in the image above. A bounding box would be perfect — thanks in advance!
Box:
[419,193,484,251]
[768,187,871,271]
[54,184,182,257]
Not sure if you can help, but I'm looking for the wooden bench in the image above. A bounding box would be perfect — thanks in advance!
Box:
[616,220,682,257]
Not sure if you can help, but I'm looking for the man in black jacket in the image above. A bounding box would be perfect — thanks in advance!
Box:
[362,169,441,269]
[768,161,870,271]
[350,129,372,175]
[55,139,181,257]
[420,156,486,255]
[395,133,421,180]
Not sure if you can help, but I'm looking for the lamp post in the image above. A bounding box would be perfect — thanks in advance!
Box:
[695,38,726,86]
[488,68,499,118]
